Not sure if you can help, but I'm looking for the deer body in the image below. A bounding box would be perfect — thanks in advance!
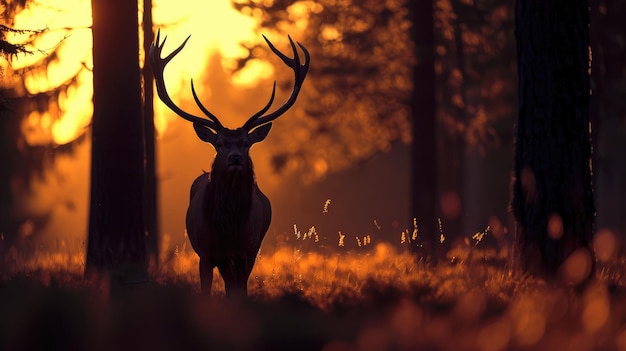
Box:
[186,131,271,295]
[187,172,271,295]
[150,31,309,296]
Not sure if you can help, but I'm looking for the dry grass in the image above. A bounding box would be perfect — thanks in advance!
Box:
[2,238,626,350]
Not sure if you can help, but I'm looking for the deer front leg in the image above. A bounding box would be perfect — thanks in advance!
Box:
[199,256,213,295]
[219,259,249,297]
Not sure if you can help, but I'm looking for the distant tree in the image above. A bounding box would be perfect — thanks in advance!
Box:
[434,0,516,244]
[0,25,28,255]
[0,2,35,258]
[0,1,159,273]
[0,92,19,262]
[512,0,595,281]
[86,0,147,281]
[407,0,438,255]
[0,9,49,262]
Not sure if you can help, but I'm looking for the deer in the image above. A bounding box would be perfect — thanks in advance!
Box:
[149,30,309,297]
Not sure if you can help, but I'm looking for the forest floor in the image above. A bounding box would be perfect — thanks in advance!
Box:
[2,241,626,351]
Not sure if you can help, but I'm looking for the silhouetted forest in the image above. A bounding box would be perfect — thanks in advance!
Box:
[0,0,625,348]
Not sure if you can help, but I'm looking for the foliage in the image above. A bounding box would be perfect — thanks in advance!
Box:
[231,0,518,179]
[0,0,29,22]
[435,0,516,152]
[233,0,413,180]
[0,25,37,58]
[0,8,88,249]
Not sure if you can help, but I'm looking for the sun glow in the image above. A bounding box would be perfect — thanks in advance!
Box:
[7,0,265,144]
[151,0,266,134]
[9,0,93,146]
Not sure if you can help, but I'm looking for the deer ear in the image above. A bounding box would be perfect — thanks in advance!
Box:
[249,123,272,144]
[193,123,218,144]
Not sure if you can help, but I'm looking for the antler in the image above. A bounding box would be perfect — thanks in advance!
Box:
[149,29,223,130]
[242,35,310,131]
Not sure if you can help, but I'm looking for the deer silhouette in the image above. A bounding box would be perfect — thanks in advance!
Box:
[150,30,309,296]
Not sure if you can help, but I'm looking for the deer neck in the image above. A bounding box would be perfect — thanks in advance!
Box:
[205,162,255,228]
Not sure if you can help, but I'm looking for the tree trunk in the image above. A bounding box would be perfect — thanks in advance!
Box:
[87,0,147,281]
[408,0,438,258]
[512,0,595,281]
[590,0,626,241]
[441,0,469,246]
[142,0,159,269]
[0,102,19,264]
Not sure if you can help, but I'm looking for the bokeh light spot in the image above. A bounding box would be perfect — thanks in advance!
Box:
[615,328,626,351]
[454,289,486,324]
[389,299,423,350]
[477,318,511,351]
[583,296,610,333]
[314,158,329,177]
[440,190,461,220]
[520,167,536,203]
[559,248,592,285]
[547,213,564,240]
[593,228,618,263]
[355,326,389,351]
[509,295,546,347]
[582,284,610,333]
[487,216,507,241]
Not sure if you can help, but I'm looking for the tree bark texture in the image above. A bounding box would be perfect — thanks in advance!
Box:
[408,0,438,257]
[87,0,147,277]
[590,0,626,239]
[512,0,595,278]
[142,0,159,268]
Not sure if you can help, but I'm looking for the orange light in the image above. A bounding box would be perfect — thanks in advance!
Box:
[9,0,268,144]
[10,1,93,146]
[593,228,618,263]
[440,190,461,220]
[547,214,564,240]
[152,0,268,134]
[559,248,593,285]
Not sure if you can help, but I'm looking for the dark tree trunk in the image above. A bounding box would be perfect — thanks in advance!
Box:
[512,0,595,280]
[142,0,159,269]
[0,102,19,264]
[440,0,469,246]
[590,0,626,240]
[87,0,147,281]
[408,0,438,257]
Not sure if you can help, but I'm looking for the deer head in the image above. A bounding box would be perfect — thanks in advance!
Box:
[149,30,310,170]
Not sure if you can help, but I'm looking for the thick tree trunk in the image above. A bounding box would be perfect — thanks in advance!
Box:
[87,0,147,280]
[512,0,595,281]
[142,0,159,269]
[590,0,626,240]
[408,0,438,257]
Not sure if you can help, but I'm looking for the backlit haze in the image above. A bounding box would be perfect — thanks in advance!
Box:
[10,0,268,142]
[5,0,410,254]
[7,0,270,250]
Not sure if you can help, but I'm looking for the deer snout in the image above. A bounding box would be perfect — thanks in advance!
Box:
[228,153,243,166]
